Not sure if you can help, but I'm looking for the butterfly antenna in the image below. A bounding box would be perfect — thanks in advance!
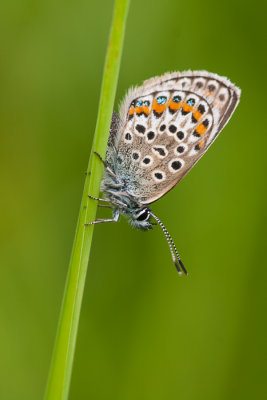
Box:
[168,233,188,275]
[150,212,187,275]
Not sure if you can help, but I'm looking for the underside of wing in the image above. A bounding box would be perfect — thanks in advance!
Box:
[109,71,241,205]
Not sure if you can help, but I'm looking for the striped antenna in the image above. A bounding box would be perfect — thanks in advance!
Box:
[150,212,188,275]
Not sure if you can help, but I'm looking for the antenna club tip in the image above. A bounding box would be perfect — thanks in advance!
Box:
[174,260,181,274]
[178,260,188,276]
[175,260,188,275]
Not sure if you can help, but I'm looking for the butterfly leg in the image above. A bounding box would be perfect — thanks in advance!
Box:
[85,218,117,226]
[93,151,121,183]
[85,209,119,226]
[88,194,127,209]
[88,194,111,203]
[93,151,106,166]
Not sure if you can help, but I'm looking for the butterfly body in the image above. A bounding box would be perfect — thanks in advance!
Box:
[88,71,241,273]
[100,148,153,231]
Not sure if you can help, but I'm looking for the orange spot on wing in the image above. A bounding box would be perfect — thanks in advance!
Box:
[135,106,150,116]
[198,139,205,148]
[168,99,181,111]
[193,110,202,121]
[182,103,194,113]
[143,106,150,115]
[152,99,168,114]
[195,123,207,135]
[129,106,135,115]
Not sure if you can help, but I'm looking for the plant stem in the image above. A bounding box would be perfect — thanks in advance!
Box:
[44,1,130,399]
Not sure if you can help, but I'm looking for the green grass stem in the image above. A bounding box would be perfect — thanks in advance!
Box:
[44,1,130,399]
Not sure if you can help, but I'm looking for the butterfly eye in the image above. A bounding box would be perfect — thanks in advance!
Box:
[136,208,150,221]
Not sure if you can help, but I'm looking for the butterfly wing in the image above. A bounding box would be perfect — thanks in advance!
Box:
[106,71,240,205]
[105,111,123,167]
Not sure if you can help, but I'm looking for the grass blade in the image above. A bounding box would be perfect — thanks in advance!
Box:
[44,1,130,399]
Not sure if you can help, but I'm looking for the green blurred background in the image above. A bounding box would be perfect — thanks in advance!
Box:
[1,0,267,399]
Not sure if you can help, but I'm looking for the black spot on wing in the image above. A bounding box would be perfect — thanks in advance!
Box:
[132,152,139,160]
[147,131,155,140]
[171,160,182,170]
[125,132,132,140]
[153,110,163,118]
[153,147,166,157]
[177,146,185,153]
[198,104,205,113]
[208,84,216,92]
[176,131,184,140]
[143,157,151,165]
[155,172,163,180]
[135,124,146,134]
[169,125,177,133]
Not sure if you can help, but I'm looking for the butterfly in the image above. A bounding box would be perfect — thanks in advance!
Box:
[86,71,241,274]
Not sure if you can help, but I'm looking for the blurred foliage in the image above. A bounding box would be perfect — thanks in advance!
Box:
[0,1,266,399]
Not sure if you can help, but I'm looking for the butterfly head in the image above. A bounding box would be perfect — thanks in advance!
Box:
[128,207,153,231]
